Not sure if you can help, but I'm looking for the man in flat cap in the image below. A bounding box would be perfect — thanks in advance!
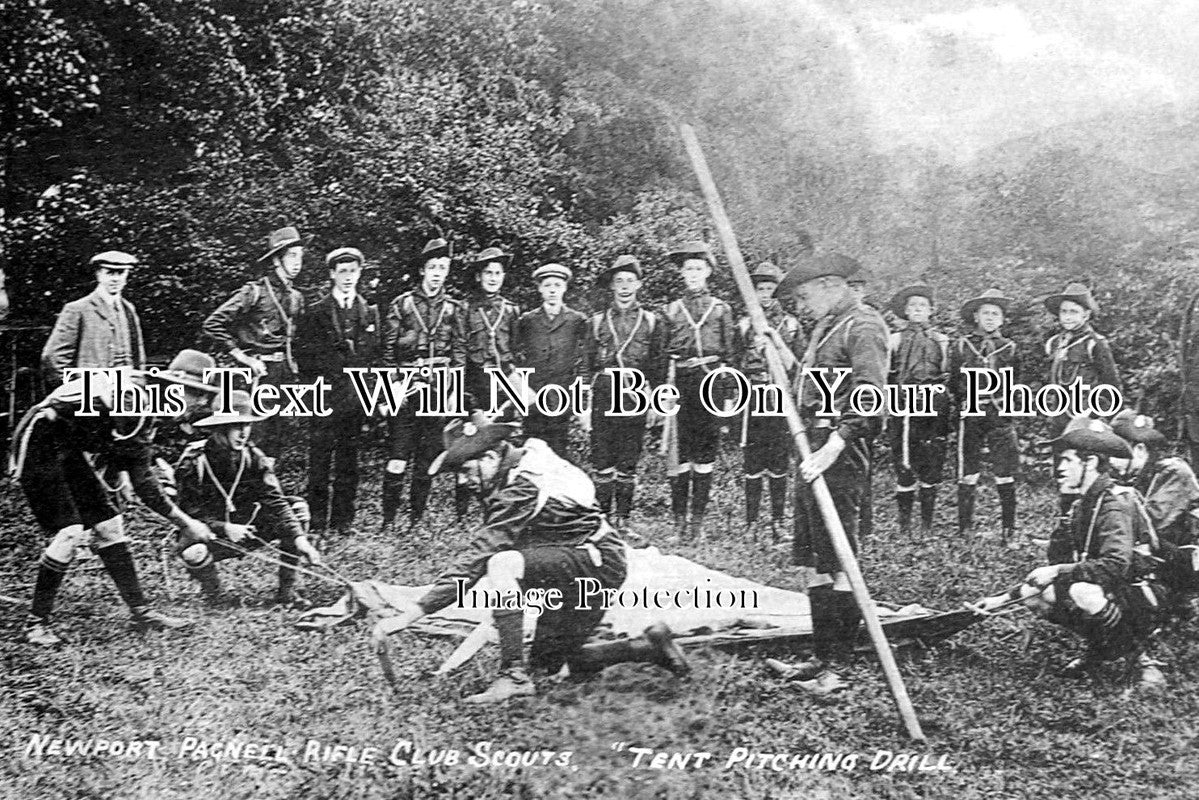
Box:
[12,351,220,646]
[42,251,146,386]
[737,262,801,539]
[974,418,1169,689]
[380,237,467,532]
[202,225,308,460]
[516,263,587,458]
[173,390,324,609]
[294,247,379,541]
[662,240,736,537]
[583,255,666,532]
[949,288,1021,540]
[887,283,950,540]
[372,412,689,704]
[1042,281,1122,534]
[777,253,888,676]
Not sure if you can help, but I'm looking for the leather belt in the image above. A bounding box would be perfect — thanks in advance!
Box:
[256,352,286,362]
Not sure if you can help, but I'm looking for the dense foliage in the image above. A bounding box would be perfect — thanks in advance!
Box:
[5,0,1199,419]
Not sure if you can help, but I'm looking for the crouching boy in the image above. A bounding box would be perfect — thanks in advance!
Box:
[174,390,324,609]
[974,419,1169,687]
[374,412,690,704]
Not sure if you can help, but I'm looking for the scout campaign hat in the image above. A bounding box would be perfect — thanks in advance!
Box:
[599,254,642,286]
[750,262,784,286]
[888,283,935,319]
[532,263,572,283]
[194,389,270,427]
[667,240,716,267]
[1042,417,1132,459]
[90,251,138,271]
[470,246,513,271]
[960,288,1013,323]
[141,349,220,394]
[419,237,452,262]
[258,226,311,263]
[777,252,861,296]
[1043,281,1098,315]
[428,411,521,475]
[325,247,365,268]
[1111,409,1167,445]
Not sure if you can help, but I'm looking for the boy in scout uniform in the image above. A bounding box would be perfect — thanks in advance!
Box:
[174,390,324,609]
[778,254,888,676]
[949,288,1021,539]
[1043,281,1122,523]
[202,225,308,459]
[381,238,466,531]
[294,247,379,540]
[662,240,736,537]
[14,353,218,646]
[41,251,146,386]
[516,263,587,457]
[973,419,1169,689]
[583,255,665,530]
[737,262,801,538]
[375,412,688,704]
[887,284,950,539]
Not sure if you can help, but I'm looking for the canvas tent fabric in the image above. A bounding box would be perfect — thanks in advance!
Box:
[296,546,973,674]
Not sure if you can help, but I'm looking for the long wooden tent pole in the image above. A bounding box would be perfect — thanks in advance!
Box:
[678,123,926,742]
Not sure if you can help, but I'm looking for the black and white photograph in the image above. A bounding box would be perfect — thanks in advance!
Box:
[4,1,1199,797]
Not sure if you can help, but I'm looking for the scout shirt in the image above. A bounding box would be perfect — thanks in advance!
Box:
[416,440,608,616]
[737,299,801,382]
[584,303,666,385]
[948,328,1021,405]
[1130,457,1199,547]
[795,294,889,444]
[889,321,949,386]
[174,437,305,543]
[662,289,736,369]
[384,288,466,368]
[203,272,305,362]
[466,293,520,373]
[1047,474,1155,586]
[516,304,588,391]
[1044,324,1121,391]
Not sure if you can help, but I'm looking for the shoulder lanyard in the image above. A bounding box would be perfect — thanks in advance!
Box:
[411,294,449,361]
[262,277,297,371]
[478,301,507,367]
[197,448,249,524]
[678,298,716,358]
[606,308,644,369]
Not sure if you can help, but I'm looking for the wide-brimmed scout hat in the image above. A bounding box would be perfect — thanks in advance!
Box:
[141,349,220,394]
[470,246,513,270]
[325,247,364,268]
[194,389,269,427]
[599,254,642,285]
[532,263,572,283]
[777,252,861,296]
[667,240,716,267]
[90,251,138,271]
[419,237,452,262]
[750,261,784,286]
[257,226,311,263]
[1042,417,1131,459]
[888,283,935,319]
[428,412,521,475]
[960,288,1013,323]
[1111,409,1166,445]
[1043,281,1098,315]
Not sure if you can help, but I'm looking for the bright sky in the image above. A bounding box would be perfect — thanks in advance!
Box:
[773,0,1199,158]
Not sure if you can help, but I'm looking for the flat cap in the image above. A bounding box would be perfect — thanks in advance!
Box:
[531,263,572,283]
[325,247,364,267]
[90,251,138,270]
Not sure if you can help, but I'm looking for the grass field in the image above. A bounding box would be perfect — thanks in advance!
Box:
[3,437,1198,799]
